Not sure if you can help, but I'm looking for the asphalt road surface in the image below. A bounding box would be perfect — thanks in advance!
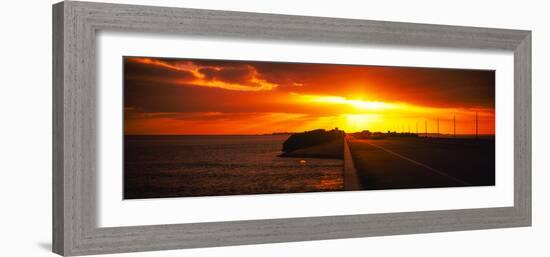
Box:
[347,136,495,190]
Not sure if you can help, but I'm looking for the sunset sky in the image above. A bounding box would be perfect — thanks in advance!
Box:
[124,57,495,135]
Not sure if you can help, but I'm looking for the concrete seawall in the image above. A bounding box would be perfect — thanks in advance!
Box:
[343,135,361,190]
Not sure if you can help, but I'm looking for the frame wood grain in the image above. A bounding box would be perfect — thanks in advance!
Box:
[52,1,531,256]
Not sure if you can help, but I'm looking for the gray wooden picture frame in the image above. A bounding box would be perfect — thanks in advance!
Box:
[52,1,531,256]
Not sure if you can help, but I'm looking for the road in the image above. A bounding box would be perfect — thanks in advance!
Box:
[347,136,495,190]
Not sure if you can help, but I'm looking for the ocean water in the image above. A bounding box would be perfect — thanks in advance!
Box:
[124,135,344,199]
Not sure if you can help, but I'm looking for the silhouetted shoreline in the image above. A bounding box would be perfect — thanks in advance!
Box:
[280,129,344,159]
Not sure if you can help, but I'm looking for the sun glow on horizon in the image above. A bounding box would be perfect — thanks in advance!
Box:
[126,93,495,135]
[285,93,495,134]
[304,95,395,111]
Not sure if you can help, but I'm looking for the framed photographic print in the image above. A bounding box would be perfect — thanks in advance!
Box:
[53,1,531,256]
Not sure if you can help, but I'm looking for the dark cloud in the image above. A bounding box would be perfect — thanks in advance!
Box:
[123,57,196,83]
[198,65,254,85]
[124,79,271,113]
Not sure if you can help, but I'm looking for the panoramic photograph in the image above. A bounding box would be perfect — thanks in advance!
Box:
[123,56,495,199]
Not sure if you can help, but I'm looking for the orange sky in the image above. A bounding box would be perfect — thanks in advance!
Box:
[124,57,495,135]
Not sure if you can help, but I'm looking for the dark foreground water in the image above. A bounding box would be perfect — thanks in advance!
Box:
[124,135,344,199]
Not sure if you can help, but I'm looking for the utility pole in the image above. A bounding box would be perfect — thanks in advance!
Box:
[453,115,456,137]
[437,118,439,137]
[425,120,428,138]
[476,112,479,138]
[416,121,418,135]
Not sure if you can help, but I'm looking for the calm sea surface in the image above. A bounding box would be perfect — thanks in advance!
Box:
[124,135,344,199]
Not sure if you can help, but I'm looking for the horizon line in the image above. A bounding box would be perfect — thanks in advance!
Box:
[124,133,496,136]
